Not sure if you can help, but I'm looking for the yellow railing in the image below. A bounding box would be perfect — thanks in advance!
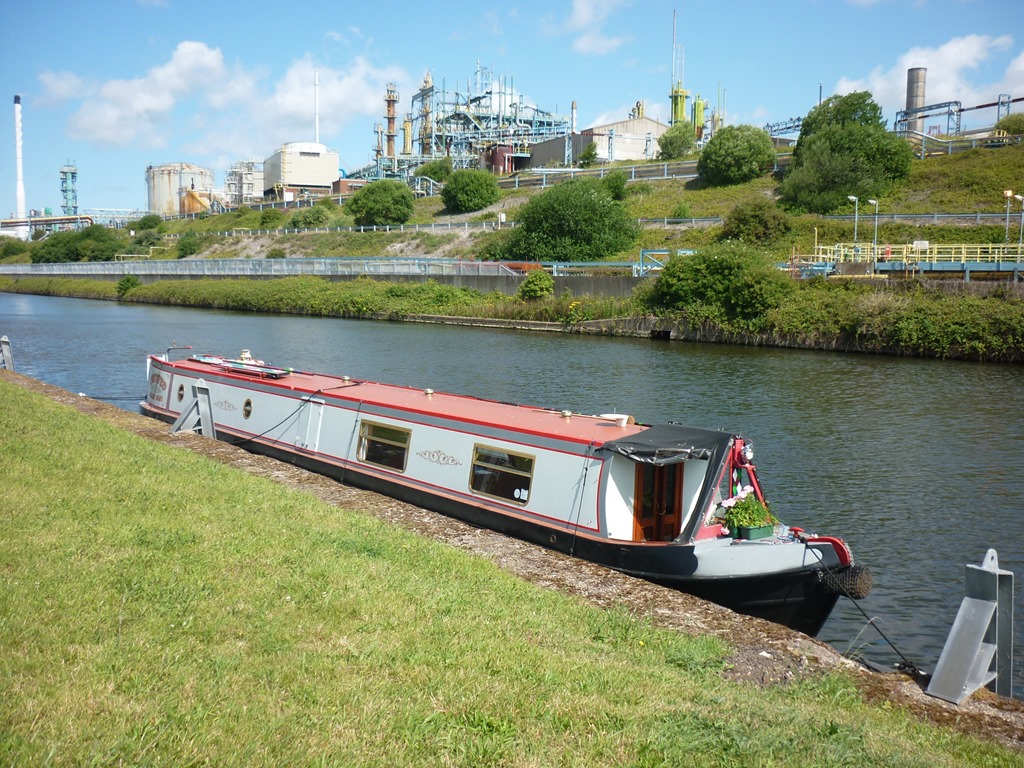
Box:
[813,243,1024,264]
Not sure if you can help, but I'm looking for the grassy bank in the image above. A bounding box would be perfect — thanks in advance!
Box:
[1,376,1017,766]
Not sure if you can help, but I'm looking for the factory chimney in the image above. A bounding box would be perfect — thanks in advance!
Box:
[314,72,320,144]
[13,95,28,240]
[906,68,926,134]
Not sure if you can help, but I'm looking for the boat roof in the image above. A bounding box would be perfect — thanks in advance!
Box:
[161,353,734,454]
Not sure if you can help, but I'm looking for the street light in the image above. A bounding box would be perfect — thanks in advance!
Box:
[1015,194,1024,248]
[848,195,859,244]
[1005,190,1014,244]
[867,198,879,250]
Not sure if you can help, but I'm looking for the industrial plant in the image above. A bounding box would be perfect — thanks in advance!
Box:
[2,32,1020,239]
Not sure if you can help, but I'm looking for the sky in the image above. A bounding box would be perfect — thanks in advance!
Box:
[2,0,1023,217]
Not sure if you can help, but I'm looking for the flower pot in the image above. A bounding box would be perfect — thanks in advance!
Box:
[734,524,774,540]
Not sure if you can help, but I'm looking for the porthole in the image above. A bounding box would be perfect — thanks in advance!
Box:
[176,384,185,402]
[243,399,253,419]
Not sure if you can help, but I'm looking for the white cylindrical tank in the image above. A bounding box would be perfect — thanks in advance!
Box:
[906,68,926,134]
[146,163,214,215]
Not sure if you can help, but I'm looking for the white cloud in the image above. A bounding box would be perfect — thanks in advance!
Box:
[836,34,1021,126]
[66,41,225,148]
[543,0,632,55]
[38,71,91,106]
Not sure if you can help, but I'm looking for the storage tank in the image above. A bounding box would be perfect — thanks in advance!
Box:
[906,68,926,134]
[146,163,215,216]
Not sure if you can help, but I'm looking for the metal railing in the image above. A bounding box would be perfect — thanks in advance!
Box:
[813,242,1024,263]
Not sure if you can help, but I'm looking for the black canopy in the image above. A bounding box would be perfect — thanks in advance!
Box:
[600,423,733,466]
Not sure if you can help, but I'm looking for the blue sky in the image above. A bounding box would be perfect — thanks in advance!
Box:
[2,0,1022,217]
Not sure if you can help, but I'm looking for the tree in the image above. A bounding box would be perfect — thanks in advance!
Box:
[697,125,776,186]
[345,180,414,226]
[995,113,1024,136]
[504,177,639,262]
[602,170,629,201]
[721,198,790,243]
[177,232,200,258]
[132,214,162,230]
[648,242,794,327]
[578,142,598,168]
[441,169,501,213]
[796,91,885,150]
[657,120,696,160]
[290,205,332,228]
[780,122,913,213]
[416,156,453,183]
[32,225,125,263]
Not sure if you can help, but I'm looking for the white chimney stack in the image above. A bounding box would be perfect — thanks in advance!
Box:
[314,72,320,144]
[13,95,28,240]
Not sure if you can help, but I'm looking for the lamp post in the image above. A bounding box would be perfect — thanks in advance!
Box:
[847,195,859,246]
[1005,190,1014,244]
[1016,194,1024,248]
[867,198,879,250]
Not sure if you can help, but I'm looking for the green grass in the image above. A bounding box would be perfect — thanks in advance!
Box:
[1,377,1017,766]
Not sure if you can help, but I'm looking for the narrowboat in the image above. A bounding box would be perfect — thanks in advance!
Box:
[141,348,871,635]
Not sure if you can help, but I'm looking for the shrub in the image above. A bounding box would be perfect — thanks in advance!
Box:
[441,169,501,213]
[290,205,332,228]
[116,274,141,297]
[133,230,162,248]
[648,241,795,328]
[33,225,125,263]
[133,214,162,230]
[345,180,415,226]
[504,178,640,263]
[697,125,776,186]
[0,238,29,260]
[995,113,1024,136]
[721,198,790,243]
[177,232,200,258]
[260,208,285,228]
[578,142,598,168]
[416,156,453,183]
[657,120,696,160]
[515,269,555,301]
[266,247,286,259]
[602,171,629,201]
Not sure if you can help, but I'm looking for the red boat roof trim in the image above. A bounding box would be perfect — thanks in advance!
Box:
[165,356,647,446]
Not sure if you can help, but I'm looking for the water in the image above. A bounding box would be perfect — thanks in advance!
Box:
[2,292,1022,695]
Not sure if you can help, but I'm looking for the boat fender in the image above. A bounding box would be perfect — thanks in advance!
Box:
[817,565,873,600]
[805,535,853,567]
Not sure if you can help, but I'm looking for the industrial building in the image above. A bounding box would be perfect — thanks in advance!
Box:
[145,163,216,216]
[224,161,264,208]
[530,114,670,167]
[262,142,340,201]
[354,63,572,179]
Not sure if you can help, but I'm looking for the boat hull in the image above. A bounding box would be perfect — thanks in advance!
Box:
[142,400,852,636]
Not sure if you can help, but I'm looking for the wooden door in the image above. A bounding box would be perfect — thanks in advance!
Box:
[633,463,684,542]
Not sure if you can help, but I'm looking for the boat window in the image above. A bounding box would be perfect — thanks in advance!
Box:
[469,445,534,504]
[358,421,411,472]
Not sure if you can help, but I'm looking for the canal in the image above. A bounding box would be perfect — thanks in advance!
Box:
[2,292,1021,696]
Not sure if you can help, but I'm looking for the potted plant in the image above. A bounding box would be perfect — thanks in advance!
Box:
[720,486,778,540]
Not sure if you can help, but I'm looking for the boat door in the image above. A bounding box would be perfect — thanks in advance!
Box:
[633,463,684,542]
[296,398,325,452]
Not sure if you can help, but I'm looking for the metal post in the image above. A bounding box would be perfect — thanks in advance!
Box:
[848,195,859,245]
[1016,194,1024,248]
[1005,190,1014,244]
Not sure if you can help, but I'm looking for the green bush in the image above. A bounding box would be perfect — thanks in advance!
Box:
[266,247,286,259]
[648,241,795,328]
[177,232,200,258]
[0,238,30,260]
[657,120,696,160]
[515,269,555,301]
[132,214,162,231]
[602,171,629,201]
[116,274,141,297]
[415,157,453,183]
[290,205,332,228]
[33,225,126,263]
[578,142,598,168]
[504,178,639,262]
[721,198,790,243]
[133,229,162,248]
[441,169,501,213]
[672,202,694,219]
[995,113,1024,136]
[697,125,776,186]
[345,180,415,226]
[259,208,285,228]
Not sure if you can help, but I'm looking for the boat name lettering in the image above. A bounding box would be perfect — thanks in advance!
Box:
[417,449,462,466]
[214,399,237,412]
